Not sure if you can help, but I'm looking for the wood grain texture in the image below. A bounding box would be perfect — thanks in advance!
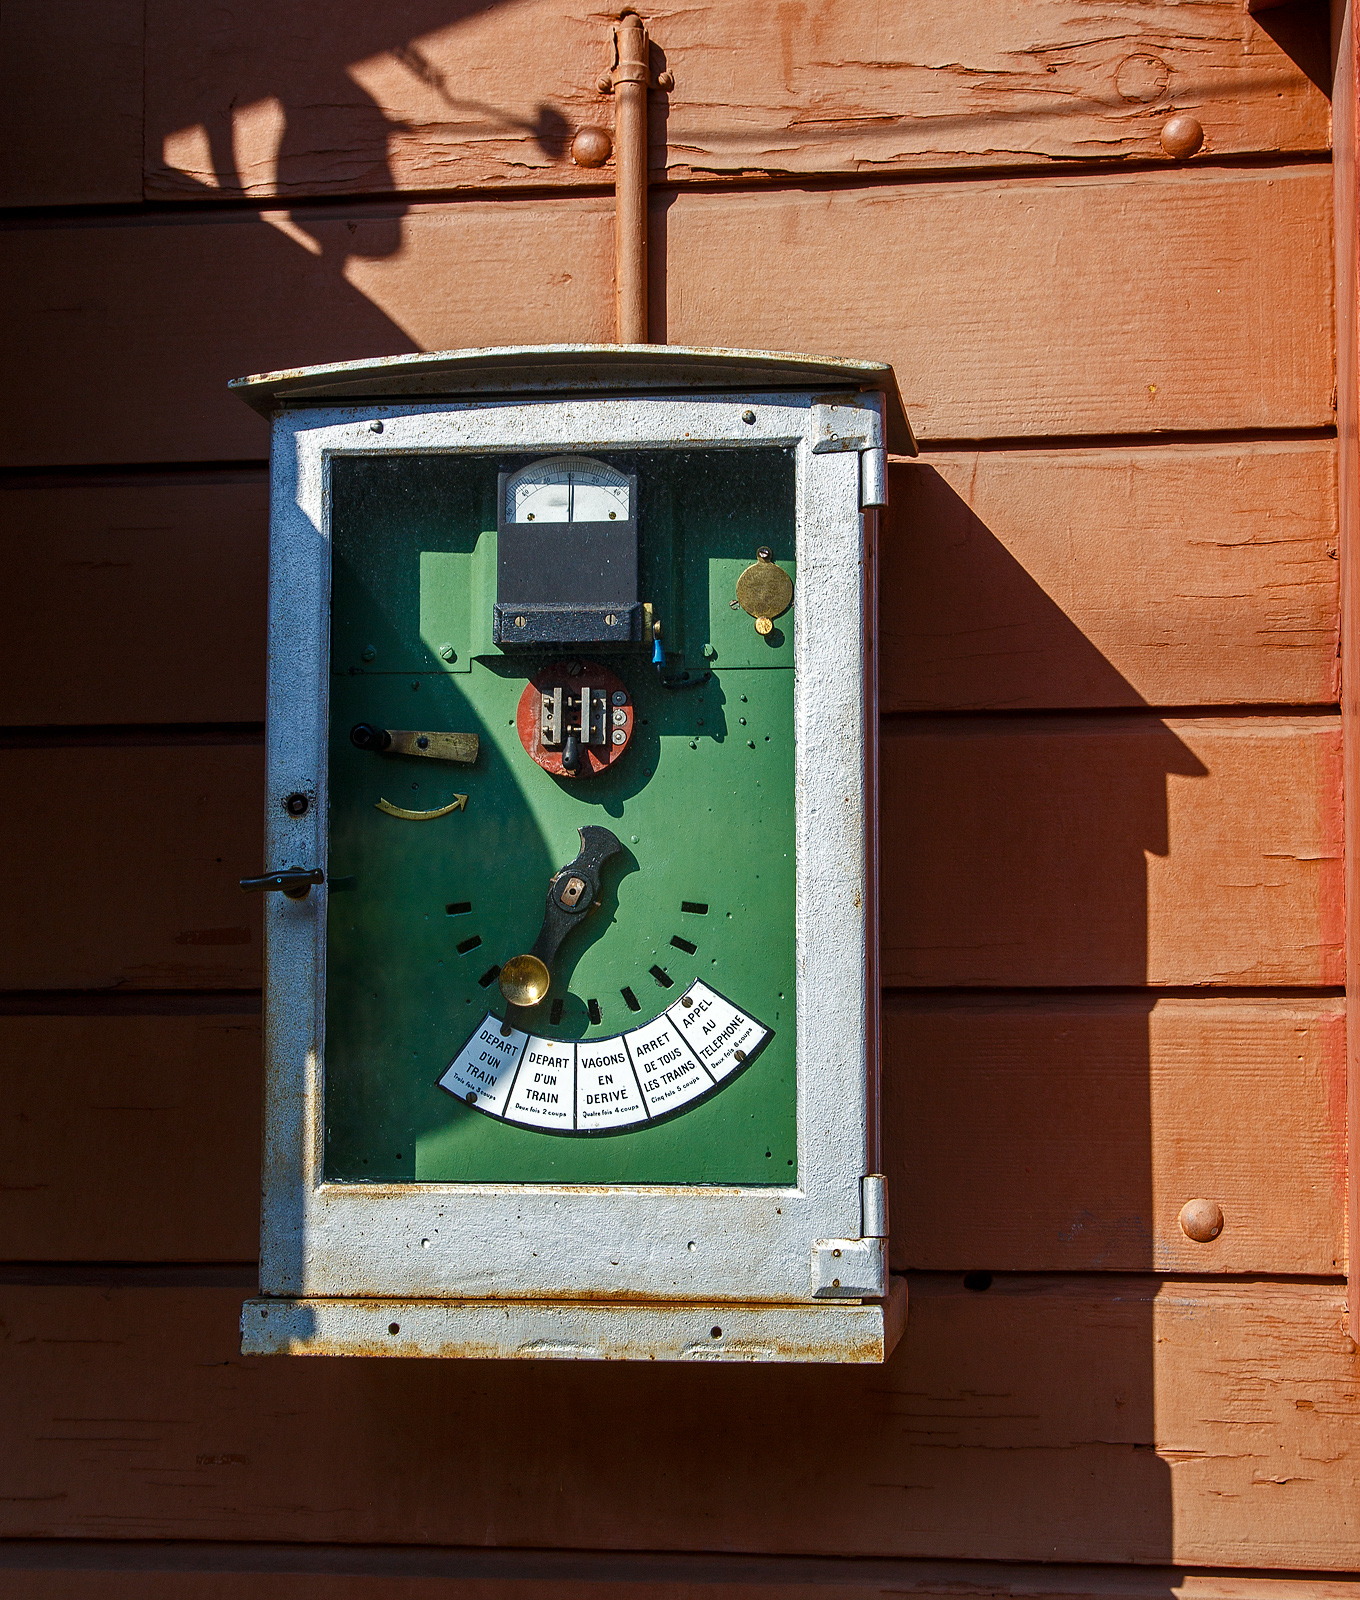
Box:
[0,1016,261,1261]
[882,444,1340,711]
[2,443,1336,726]
[0,481,268,727]
[2,718,1336,992]
[881,714,1343,988]
[0,0,143,206]
[0,746,263,992]
[4,999,1336,1276]
[1332,0,1360,1336]
[887,995,1346,1274]
[0,1278,1354,1567]
[5,1554,1360,1600]
[0,168,1332,467]
[141,0,1331,200]
[659,168,1334,441]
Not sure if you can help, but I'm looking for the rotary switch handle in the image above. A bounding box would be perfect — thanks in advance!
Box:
[498,825,623,1008]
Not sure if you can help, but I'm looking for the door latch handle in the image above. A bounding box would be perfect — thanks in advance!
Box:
[240,868,325,899]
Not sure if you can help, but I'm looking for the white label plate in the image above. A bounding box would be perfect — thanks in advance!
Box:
[438,1017,526,1115]
[575,1036,648,1130]
[625,1013,714,1117]
[668,980,771,1082]
[504,1035,576,1130]
[438,985,772,1135]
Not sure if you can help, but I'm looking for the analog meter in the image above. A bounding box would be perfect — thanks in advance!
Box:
[231,345,915,1364]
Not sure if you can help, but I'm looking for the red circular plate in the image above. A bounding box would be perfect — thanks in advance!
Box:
[516,659,634,779]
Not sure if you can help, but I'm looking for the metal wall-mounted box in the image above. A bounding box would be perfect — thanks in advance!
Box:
[231,345,915,1363]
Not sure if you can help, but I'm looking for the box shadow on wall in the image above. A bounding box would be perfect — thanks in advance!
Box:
[877,461,1205,1565]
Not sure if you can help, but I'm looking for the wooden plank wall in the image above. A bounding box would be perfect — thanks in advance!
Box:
[0,0,1352,1594]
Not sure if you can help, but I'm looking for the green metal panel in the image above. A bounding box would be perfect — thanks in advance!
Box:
[324,449,796,1185]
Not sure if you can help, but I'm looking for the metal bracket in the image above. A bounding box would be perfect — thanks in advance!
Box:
[596,14,674,94]
[810,395,883,455]
[811,1236,886,1300]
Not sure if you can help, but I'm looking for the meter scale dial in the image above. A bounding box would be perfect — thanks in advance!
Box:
[507,454,630,523]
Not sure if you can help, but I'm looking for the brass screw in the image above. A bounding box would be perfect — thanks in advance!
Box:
[514,615,527,628]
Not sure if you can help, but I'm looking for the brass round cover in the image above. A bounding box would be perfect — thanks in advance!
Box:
[735,550,793,624]
[498,953,551,1008]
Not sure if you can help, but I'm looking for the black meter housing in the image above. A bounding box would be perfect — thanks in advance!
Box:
[493,467,641,646]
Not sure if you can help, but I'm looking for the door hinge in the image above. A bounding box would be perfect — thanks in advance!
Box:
[810,1174,889,1299]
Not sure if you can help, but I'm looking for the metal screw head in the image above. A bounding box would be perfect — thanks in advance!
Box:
[611,728,627,745]
[361,646,376,662]
[657,69,675,90]
[282,791,310,817]
[571,126,612,167]
[1178,1198,1223,1242]
[439,644,456,662]
[605,613,618,626]
[611,690,627,705]
[742,409,756,424]
[1160,113,1204,159]
[369,420,384,433]
[514,615,527,628]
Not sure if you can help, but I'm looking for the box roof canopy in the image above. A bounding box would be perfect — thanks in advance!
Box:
[230,343,917,457]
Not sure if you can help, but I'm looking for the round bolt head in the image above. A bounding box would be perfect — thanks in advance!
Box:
[611,690,627,704]
[361,645,376,662]
[439,644,456,662]
[742,409,757,424]
[611,728,627,745]
[657,69,675,90]
[369,420,384,433]
[605,612,618,626]
[1178,1197,1223,1243]
[755,616,773,635]
[612,707,627,725]
[571,126,612,167]
[1160,114,1204,159]
[282,791,310,817]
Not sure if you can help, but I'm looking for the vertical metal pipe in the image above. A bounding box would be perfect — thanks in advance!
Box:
[613,11,650,343]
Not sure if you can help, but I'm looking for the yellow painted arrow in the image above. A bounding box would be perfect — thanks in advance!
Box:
[375,795,468,821]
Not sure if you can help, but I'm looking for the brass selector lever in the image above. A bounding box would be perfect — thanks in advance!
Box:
[351,724,479,765]
[498,825,623,1008]
[240,868,325,899]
